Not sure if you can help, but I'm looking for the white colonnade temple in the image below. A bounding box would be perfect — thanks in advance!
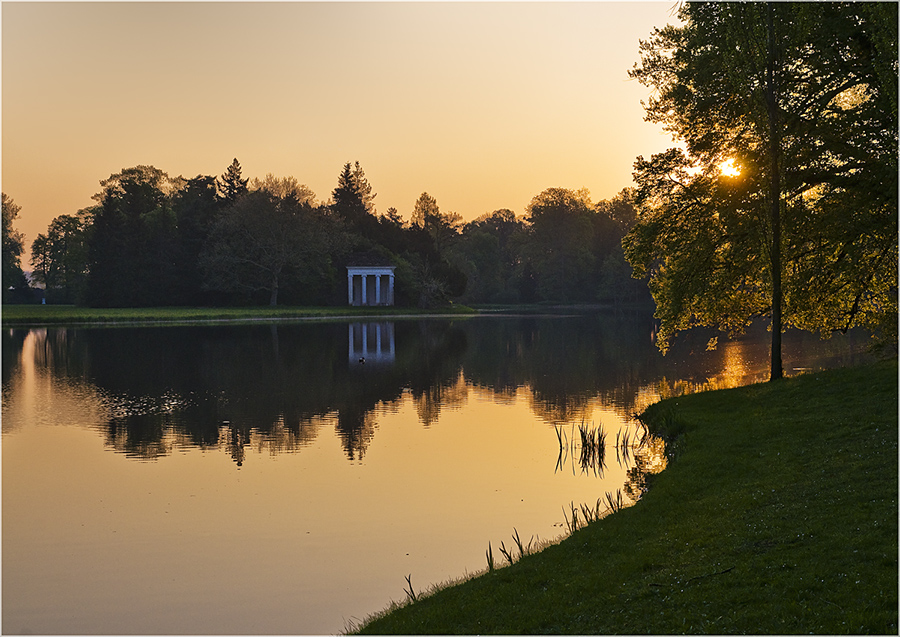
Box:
[346,255,396,306]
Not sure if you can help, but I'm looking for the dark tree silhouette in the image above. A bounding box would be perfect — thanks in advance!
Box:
[217,158,249,205]
[85,169,179,307]
[200,187,335,306]
[29,209,93,304]
[2,193,28,298]
[331,161,375,226]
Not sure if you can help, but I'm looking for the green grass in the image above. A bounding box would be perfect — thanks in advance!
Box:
[355,360,898,634]
[0,304,475,326]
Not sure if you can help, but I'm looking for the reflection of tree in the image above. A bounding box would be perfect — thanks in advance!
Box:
[405,322,468,426]
[10,320,468,465]
[1,329,27,388]
[335,409,377,461]
[463,312,662,420]
[413,372,468,427]
[5,313,869,467]
[622,437,667,501]
[223,422,251,467]
[105,415,172,459]
[462,312,869,423]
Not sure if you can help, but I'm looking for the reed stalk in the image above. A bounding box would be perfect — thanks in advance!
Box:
[498,540,514,565]
[403,574,418,604]
[604,488,624,514]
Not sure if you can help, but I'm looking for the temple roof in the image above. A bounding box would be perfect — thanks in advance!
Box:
[346,252,395,268]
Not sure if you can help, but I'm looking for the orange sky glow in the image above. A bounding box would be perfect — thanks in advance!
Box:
[3,1,680,263]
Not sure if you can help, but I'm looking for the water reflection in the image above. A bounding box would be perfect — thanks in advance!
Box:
[1,312,875,635]
[554,419,668,504]
[3,313,871,468]
[3,321,471,464]
[349,321,396,366]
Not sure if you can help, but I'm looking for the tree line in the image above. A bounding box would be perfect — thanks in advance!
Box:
[3,159,647,308]
[4,2,894,371]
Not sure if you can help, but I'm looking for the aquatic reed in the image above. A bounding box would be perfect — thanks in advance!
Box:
[403,574,418,603]
[511,528,534,558]
[555,420,610,476]
[490,528,538,568]
[579,497,604,524]
[498,540,514,565]
[563,501,581,534]
[604,488,624,514]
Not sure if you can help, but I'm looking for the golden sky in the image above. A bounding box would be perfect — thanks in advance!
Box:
[3,1,679,261]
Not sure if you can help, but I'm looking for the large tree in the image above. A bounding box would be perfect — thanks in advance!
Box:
[2,193,27,294]
[30,208,93,303]
[171,175,223,304]
[85,166,181,307]
[624,2,898,378]
[452,209,526,304]
[524,188,597,303]
[411,192,462,257]
[594,190,647,305]
[199,184,334,306]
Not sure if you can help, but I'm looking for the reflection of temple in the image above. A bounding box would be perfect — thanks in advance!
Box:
[349,322,396,366]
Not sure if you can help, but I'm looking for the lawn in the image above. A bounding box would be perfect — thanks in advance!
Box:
[355,360,898,634]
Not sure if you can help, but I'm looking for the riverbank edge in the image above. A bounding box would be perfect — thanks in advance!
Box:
[0,302,654,327]
[354,360,898,634]
[0,304,478,327]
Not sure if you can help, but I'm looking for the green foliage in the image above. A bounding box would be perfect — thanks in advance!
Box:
[86,169,181,307]
[199,189,337,306]
[2,193,28,296]
[35,161,650,310]
[525,188,596,303]
[29,208,93,304]
[449,209,525,304]
[170,175,224,304]
[624,3,899,361]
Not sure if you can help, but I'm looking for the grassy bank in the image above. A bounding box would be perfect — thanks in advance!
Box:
[356,360,898,634]
[0,304,475,326]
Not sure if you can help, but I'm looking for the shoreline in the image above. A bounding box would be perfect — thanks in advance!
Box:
[353,360,898,634]
[0,303,654,328]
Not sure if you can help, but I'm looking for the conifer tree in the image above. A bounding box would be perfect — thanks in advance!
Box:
[331,161,375,225]
[217,158,249,205]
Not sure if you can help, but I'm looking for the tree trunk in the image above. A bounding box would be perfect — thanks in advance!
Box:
[269,274,279,306]
[765,4,784,381]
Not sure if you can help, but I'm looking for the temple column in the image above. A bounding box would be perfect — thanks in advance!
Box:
[375,276,382,305]
[348,273,354,305]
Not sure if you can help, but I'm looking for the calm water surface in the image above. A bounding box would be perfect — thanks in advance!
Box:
[2,311,871,634]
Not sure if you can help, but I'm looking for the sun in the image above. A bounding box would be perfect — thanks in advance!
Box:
[719,158,741,177]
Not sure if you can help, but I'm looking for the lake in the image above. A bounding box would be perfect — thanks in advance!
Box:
[1,310,872,634]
